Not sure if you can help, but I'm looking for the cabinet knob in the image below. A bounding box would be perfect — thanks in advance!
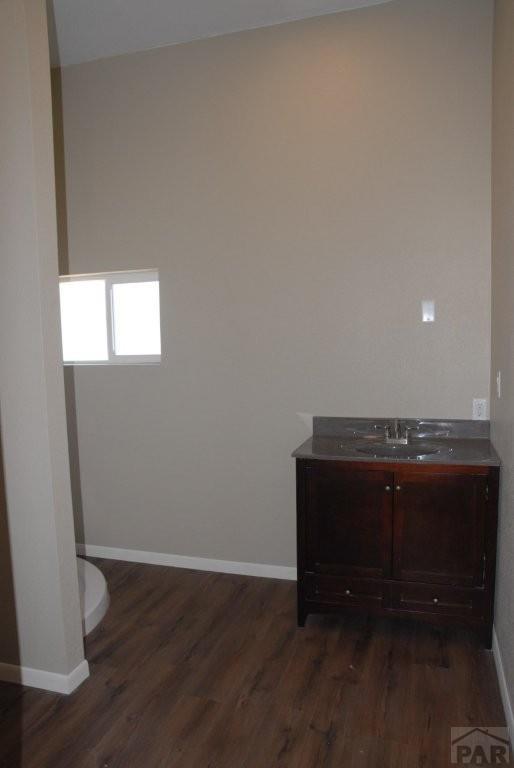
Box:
[432,597,439,604]
[395,485,402,491]
[345,589,351,596]
[385,485,391,492]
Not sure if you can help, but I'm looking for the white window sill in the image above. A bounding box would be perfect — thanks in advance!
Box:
[64,357,161,367]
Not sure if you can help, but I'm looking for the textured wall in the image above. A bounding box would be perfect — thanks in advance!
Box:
[491,0,514,725]
[58,0,493,566]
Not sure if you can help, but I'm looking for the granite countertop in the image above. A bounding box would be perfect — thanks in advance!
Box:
[292,417,500,467]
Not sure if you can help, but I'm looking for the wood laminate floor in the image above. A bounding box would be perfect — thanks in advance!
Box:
[0,559,510,768]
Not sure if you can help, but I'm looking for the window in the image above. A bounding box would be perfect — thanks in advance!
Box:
[59,270,161,365]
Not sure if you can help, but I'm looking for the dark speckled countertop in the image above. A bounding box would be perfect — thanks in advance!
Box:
[292,417,500,467]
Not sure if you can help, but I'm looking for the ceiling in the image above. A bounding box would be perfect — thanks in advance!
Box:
[49,0,394,68]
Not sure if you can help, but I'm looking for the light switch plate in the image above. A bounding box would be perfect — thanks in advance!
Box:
[422,300,435,322]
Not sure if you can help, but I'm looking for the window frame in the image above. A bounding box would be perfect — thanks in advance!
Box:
[59,268,161,366]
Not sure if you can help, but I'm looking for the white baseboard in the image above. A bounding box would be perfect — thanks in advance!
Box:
[0,658,89,694]
[493,627,514,745]
[76,543,297,581]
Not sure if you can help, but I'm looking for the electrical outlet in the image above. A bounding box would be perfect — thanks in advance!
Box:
[472,398,488,420]
[496,371,502,399]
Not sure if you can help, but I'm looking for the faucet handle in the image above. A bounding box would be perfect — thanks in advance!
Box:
[404,425,420,442]
[373,422,392,439]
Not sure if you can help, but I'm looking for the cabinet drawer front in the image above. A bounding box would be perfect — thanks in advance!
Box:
[391,583,483,619]
[304,573,388,608]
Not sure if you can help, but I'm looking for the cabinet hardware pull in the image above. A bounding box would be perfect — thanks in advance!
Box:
[385,485,391,492]
[395,485,402,491]
[345,589,351,596]
[432,597,439,604]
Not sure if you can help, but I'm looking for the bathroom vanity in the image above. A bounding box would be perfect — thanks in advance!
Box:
[292,418,500,647]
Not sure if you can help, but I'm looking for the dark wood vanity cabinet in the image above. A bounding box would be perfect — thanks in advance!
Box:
[296,460,499,647]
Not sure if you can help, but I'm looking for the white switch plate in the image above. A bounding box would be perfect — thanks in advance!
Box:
[472,398,488,420]
[422,300,435,323]
[496,370,502,399]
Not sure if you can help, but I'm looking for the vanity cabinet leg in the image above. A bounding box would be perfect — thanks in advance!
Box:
[297,586,307,627]
[482,624,493,650]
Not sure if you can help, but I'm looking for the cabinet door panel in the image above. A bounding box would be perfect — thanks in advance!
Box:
[393,473,486,586]
[305,464,393,578]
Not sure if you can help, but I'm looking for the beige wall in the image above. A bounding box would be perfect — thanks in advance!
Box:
[0,0,85,680]
[491,0,514,721]
[58,0,493,567]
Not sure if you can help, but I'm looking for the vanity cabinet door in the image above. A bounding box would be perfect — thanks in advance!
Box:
[303,464,394,578]
[392,472,487,587]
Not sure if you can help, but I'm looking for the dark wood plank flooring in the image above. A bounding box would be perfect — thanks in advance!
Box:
[0,558,509,767]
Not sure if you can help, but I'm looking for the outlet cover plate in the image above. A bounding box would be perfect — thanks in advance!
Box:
[472,398,488,420]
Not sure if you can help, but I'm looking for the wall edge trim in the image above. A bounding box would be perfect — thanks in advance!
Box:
[493,626,514,745]
[76,543,297,581]
[0,659,89,694]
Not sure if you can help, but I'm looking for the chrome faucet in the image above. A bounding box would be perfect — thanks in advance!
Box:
[384,419,418,445]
